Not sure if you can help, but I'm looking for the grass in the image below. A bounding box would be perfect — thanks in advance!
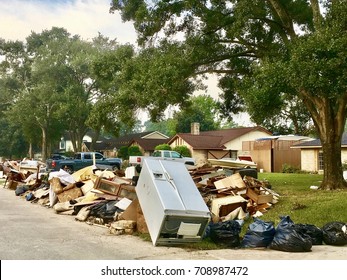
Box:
[256,172,347,228]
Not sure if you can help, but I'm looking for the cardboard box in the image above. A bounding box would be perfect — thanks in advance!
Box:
[7,180,18,190]
[57,187,83,203]
[136,202,149,234]
[214,173,246,192]
[119,199,139,221]
[246,187,273,204]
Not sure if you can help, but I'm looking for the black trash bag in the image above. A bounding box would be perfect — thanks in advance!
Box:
[294,224,324,245]
[72,204,85,216]
[269,216,312,252]
[241,218,276,248]
[322,221,347,246]
[15,185,29,196]
[202,222,213,239]
[89,200,120,221]
[209,220,242,248]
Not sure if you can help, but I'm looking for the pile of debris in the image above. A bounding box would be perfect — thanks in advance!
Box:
[191,165,280,222]
[3,159,347,251]
[2,160,279,243]
[3,164,148,236]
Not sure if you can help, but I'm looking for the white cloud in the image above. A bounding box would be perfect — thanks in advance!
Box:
[0,0,137,44]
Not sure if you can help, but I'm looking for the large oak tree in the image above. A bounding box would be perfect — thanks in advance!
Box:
[111,0,347,190]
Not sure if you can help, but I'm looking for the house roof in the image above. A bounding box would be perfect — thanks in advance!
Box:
[109,131,153,147]
[174,134,226,150]
[105,131,169,148]
[130,138,169,151]
[292,133,347,148]
[83,142,113,151]
[168,126,271,150]
[82,130,170,151]
[256,135,314,142]
[199,126,271,145]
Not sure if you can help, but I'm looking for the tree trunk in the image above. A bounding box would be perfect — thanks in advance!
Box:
[305,94,347,190]
[28,142,33,159]
[320,136,347,190]
[69,131,77,152]
[299,86,347,190]
[90,129,101,152]
[41,127,47,162]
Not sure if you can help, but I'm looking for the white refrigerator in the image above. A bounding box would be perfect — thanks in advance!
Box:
[136,158,211,246]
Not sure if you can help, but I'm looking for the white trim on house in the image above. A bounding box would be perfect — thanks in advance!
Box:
[141,131,169,139]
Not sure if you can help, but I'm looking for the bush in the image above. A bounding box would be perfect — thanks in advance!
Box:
[154,144,171,150]
[282,163,301,173]
[173,145,192,157]
[117,146,129,160]
[128,145,143,156]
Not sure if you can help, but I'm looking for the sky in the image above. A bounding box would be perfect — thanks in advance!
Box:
[0,0,252,126]
[0,0,137,44]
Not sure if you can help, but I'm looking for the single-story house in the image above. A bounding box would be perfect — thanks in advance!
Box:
[127,132,170,156]
[83,131,169,157]
[291,133,347,173]
[168,123,272,165]
[58,131,110,154]
[58,130,169,157]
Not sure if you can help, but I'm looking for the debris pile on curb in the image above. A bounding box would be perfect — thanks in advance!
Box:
[1,159,347,251]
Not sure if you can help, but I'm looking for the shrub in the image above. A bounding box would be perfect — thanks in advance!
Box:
[117,146,129,160]
[282,163,301,173]
[154,143,171,150]
[128,145,143,156]
[173,145,192,157]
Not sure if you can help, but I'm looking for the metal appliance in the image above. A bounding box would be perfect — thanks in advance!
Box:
[136,158,211,246]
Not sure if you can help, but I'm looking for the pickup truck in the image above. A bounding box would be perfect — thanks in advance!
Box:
[129,150,196,167]
[46,152,122,173]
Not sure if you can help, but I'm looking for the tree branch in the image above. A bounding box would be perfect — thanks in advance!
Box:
[310,0,323,30]
[267,0,298,40]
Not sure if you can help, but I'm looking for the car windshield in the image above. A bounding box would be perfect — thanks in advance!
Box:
[171,151,181,158]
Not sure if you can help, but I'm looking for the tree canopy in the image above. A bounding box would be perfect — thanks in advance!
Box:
[0,28,136,160]
[110,0,347,190]
[173,94,221,133]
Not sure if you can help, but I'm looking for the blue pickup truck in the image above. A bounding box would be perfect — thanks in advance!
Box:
[46,152,122,173]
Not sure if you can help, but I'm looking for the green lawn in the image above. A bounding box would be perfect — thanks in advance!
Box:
[256,172,347,227]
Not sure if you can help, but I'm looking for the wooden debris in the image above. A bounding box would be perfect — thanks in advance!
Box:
[195,168,279,221]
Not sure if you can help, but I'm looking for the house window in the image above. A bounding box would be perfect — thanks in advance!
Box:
[318,151,324,170]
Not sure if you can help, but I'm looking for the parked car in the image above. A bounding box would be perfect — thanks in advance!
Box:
[46,152,122,173]
[129,150,195,167]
